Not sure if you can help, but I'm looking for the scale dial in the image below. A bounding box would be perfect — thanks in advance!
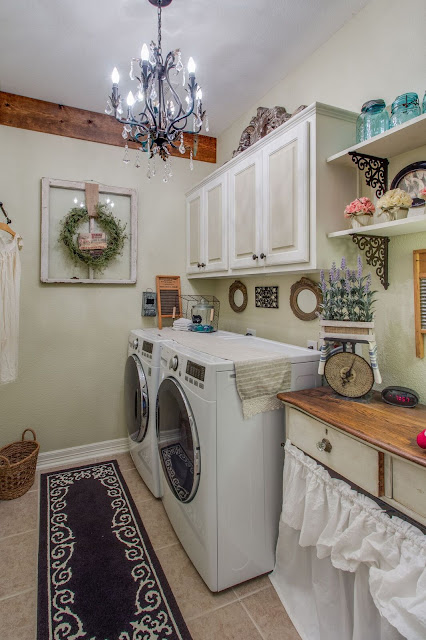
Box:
[324,352,374,398]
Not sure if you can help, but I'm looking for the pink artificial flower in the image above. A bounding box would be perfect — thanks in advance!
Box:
[420,187,426,199]
[344,197,375,217]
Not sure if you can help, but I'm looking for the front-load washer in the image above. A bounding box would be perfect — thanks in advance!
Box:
[125,329,172,498]
[156,339,321,591]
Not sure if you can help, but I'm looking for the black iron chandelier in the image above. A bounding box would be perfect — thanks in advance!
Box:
[106,0,208,180]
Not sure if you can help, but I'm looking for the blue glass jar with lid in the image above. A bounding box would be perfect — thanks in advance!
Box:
[356,99,390,143]
[390,93,421,128]
[422,91,426,114]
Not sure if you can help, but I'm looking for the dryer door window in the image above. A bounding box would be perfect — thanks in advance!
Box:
[156,378,200,503]
[125,355,149,443]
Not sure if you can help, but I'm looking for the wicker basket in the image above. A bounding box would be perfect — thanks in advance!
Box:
[0,429,39,500]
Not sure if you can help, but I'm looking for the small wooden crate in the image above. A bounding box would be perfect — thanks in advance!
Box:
[319,319,375,343]
[0,429,39,500]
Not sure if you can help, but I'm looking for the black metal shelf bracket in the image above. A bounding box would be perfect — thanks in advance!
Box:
[348,151,389,198]
[351,234,390,290]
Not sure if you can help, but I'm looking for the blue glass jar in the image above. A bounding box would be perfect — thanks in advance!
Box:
[356,99,390,143]
[389,93,421,128]
[422,91,426,114]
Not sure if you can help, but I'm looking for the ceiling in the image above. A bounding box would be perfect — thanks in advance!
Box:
[0,0,370,137]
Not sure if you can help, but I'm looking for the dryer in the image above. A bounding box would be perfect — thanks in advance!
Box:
[156,338,321,591]
[125,329,171,498]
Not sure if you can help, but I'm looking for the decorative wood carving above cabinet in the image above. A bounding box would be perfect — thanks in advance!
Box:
[186,102,358,279]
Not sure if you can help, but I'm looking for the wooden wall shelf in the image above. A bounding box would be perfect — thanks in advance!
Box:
[327,113,426,167]
[328,214,426,238]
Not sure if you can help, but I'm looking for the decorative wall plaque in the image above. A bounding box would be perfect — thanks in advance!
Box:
[232,105,307,158]
[255,286,279,309]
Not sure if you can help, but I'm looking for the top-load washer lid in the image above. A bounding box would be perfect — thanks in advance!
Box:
[156,377,200,504]
[125,354,149,443]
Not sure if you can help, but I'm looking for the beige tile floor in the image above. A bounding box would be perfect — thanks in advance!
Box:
[0,453,300,640]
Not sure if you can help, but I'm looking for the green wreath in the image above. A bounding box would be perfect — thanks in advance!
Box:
[59,203,128,271]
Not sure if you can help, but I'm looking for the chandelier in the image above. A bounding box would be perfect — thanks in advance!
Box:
[106,0,208,180]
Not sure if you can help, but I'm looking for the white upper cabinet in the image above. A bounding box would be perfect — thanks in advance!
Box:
[186,189,203,274]
[186,103,358,278]
[204,174,228,272]
[261,120,310,266]
[186,175,228,275]
[229,153,262,270]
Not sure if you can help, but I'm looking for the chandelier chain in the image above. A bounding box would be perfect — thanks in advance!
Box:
[157,1,162,51]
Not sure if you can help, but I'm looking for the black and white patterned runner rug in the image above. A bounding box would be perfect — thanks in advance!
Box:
[38,460,192,640]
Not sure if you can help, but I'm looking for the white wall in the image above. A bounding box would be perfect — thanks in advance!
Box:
[213,0,426,400]
[0,125,214,452]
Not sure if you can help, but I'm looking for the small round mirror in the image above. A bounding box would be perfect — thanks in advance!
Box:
[290,277,322,321]
[297,289,318,314]
[229,280,248,313]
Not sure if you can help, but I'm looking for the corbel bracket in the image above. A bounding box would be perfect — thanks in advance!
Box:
[351,234,390,290]
[349,151,389,198]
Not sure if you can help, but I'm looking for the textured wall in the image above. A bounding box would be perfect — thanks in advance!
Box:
[213,0,426,401]
[0,126,214,452]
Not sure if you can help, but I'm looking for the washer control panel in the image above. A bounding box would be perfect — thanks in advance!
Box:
[186,360,206,381]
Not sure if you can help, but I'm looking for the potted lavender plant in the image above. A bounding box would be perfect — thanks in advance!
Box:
[319,256,376,341]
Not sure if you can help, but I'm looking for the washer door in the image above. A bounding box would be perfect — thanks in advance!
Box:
[125,354,149,443]
[156,377,200,503]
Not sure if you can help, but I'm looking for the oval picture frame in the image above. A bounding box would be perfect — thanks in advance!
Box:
[390,161,426,207]
[229,280,248,313]
[290,277,322,321]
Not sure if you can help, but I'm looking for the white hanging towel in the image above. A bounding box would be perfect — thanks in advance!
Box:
[0,233,22,384]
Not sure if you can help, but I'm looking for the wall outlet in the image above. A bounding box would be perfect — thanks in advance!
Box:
[307,339,318,350]
[246,328,257,336]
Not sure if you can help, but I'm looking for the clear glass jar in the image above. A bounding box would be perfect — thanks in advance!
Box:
[389,93,421,128]
[356,99,390,143]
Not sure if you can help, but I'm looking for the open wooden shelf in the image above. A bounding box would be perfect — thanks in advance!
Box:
[328,214,426,238]
[327,113,426,167]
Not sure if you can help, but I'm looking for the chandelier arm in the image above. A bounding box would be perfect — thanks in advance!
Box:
[165,97,196,136]
[163,54,185,120]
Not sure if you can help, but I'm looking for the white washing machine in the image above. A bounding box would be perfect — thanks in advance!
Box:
[125,329,172,498]
[156,338,321,591]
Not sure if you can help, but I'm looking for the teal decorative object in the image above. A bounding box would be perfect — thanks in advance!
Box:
[390,93,421,128]
[356,99,390,143]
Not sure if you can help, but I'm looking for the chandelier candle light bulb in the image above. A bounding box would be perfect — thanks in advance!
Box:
[187,57,196,76]
[107,0,207,168]
[141,43,149,62]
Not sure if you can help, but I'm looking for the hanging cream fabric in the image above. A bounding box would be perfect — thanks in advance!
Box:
[0,233,22,384]
[270,441,426,640]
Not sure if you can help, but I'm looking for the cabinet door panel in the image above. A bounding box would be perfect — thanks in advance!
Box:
[262,121,310,265]
[229,154,262,270]
[186,191,203,274]
[204,175,228,272]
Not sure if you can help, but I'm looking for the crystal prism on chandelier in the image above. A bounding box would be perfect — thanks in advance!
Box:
[106,0,208,170]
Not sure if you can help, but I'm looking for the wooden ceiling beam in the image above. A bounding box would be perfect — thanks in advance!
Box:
[0,91,216,164]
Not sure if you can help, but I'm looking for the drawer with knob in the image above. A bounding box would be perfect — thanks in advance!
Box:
[286,407,380,496]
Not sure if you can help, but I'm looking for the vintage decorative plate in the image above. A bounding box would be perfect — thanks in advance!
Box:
[390,161,426,207]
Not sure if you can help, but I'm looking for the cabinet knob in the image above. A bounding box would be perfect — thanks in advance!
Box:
[200,262,206,268]
[252,254,258,260]
[197,263,201,268]
[316,438,332,453]
[260,253,266,259]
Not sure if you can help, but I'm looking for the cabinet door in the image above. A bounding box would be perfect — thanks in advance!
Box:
[229,152,262,270]
[204,174,228,272]
[262,120,310,265]
[186,189,204,274]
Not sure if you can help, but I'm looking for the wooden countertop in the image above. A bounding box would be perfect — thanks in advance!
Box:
[277,387,426,468]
